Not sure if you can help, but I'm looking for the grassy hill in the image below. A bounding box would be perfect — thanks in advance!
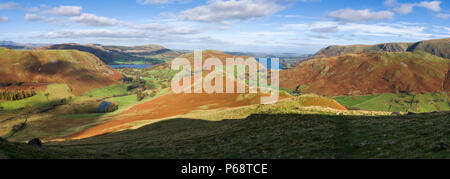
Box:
[0,47,122,95]
[102,44,181,63]
[280,51,449,96]
[312,38,449,59]
[335,92,450,113]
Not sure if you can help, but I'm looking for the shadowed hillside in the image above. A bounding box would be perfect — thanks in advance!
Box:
[44,43,180,65]
[280,51,449,96]
[44,43,147,64]
[103,44,180,59]
[1,111,449,159]
[0,47,122,95]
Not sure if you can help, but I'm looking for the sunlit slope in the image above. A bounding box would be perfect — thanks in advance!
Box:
[280,51,449,96]
[335,92,450,113]
[0,47,122,95]
[312,38,449,59]
[64,50,272,139]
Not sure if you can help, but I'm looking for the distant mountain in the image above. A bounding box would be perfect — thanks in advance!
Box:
[102,44,180,61]
[0,41,27,49]
[312,38,450,59]
[44,43,138,64]
[44,43,179,65]
[407,38,450,59]
[0,41,21,46]
[225,51,311,58]
[280,51,449,96]
[0,47,122,95]
[0,41,52,50]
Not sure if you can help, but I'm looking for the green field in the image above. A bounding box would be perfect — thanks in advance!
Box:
[335,92,450,112]
[1,111,449,159]
[78,84,129,100]
[0,84,73,111]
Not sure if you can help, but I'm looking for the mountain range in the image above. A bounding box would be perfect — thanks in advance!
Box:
[312,38,450,59]
[43,43,181,65]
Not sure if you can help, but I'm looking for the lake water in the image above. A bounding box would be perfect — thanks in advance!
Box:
[256,58,286,70]
[108,59,285,70]
[109,64,153,69]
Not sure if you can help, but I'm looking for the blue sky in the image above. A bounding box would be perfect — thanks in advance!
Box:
[0,0,448,53]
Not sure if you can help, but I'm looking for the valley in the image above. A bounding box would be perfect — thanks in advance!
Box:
[0,38,449,159]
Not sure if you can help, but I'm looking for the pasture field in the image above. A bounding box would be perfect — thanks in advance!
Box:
[335,92,450,112]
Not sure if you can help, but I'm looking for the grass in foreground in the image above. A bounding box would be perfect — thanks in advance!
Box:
[1,111,449,159]
[335,92,450,113]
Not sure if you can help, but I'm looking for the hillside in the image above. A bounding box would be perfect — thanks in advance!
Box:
[43,44,147,64]
[312,38,449,59]
[65,50,270,140]
[280,51,450,96]
[335,92,450,113]
[408,38,450,59]
[102,44,180,60]
[0,47,122,95]
[44,43,180,65]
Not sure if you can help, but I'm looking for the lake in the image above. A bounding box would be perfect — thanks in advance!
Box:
[256,58,286,70]
[109,64,153,69]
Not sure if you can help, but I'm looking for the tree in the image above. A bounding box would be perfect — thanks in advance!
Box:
[11,105,32,135]
[136,71,141,82]
[136,91,146,101]
[44,93,50,101]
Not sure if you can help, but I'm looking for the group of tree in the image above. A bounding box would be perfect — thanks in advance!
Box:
[0,90,36,101]
[136,90,157,102]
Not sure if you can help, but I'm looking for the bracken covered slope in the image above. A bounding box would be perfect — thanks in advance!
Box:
[66,50,270,139]
[280,51,450,96]
[0,47,122,95]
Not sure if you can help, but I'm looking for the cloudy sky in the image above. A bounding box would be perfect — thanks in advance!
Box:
[0,0,448,53]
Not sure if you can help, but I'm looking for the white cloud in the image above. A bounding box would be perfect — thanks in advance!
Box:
[133,23,202,34]
[38,29,147,39]
[0,2,19,10]
[394,4,415,14]
[387,0,442,15]
[0,16,8,22]
[69,13,124,26]
[328,9,394,22]
[179,0,285,23]
[24,13,69,26]
[42,6,82,16]
[239,31,296,36]
[36,25,202,40]
[26,7,40,13]
[282,21,447,40]
[433,26,450,34]
[137,0,192,5]
[384,0,398,7]
[418,1,441,11]
[137,0,173,4]
[436,13,449,19]
[24,13,46,21]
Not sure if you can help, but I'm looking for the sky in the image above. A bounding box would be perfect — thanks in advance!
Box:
[0,0,448,54]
